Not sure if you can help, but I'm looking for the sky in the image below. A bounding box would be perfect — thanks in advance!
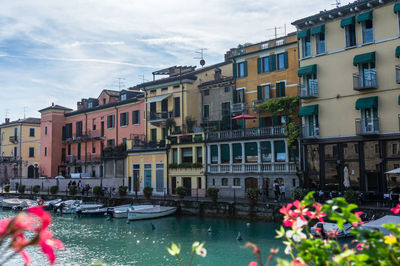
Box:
[0,0,334,121]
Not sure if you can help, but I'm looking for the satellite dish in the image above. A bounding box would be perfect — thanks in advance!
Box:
[200,59,205,67]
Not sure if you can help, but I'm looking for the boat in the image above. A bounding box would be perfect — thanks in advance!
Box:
[62,202,103,214]
[43,199,63,211]
[361,215,400,235]
[127,205,177,221]
[113,205,153,219]
[79,207,111,217]
[2,198,24,209]
[311,222,353,239]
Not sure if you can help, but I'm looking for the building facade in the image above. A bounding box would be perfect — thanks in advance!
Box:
[0,118,41,182]
[293,0,400,195]
[39,89,144,180]
[205,33,300,199]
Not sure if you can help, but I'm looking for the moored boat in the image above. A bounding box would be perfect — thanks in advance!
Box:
[113,205,153,219]
[127,205,177,221]
[311,222,353,239]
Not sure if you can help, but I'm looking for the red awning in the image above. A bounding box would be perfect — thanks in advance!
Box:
[232,114,256,120]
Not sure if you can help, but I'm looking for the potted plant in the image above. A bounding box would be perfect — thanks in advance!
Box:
[69,185,77,196]
[32,185,40,194]
[93,186,102,197]
[207,188,219,203]
[185,116,196,133]
[118,186,128,196]
[246,188,260,206]
[3,184,10,193]
[50,185,59,195]
[176,186,187,199]
[143,186,153,199]
[18,185,26,194]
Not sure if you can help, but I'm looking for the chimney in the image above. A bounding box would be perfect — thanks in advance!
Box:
[5,118,9,124]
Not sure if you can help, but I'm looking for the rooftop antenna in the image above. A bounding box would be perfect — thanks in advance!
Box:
[115,77,126,91]
[265,26,285,39]
[23,107,26,119]
[194,48,207,67]
[5,109,9,119]
[138,75,149,83]
[331,0,341,8]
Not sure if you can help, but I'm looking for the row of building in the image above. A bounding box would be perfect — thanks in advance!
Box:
[1,0,399,198]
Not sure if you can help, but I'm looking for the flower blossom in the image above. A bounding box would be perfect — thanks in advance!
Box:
[305,203,326,223]
[391,204,400,215]
[351,212,364,227]
[279,203,298,227]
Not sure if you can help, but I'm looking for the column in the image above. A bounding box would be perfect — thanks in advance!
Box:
[257,141,261,172]
[177,147,181,164]
[217,144,221,172]
[271,141,275,172]
[284,139,289,172]
[229,143,233,172]
[207,145,211,172]
[193,146,197,164]
[241,142,245,173]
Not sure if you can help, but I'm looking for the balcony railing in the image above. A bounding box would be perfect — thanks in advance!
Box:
[302,126,320,139]
[353,71,377,90]
[128,140,166,152]
[206,126,285,141]
[355,118,380,135]
[208,162,296,174]
[396,65,400,84]
[299,80,318,99]
[9,136,18,144]
[147,112,168,125]
[0,156,20,163]
[232,103,247,113]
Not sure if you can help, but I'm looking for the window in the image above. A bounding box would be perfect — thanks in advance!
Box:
[182,148,193,163]
[151,128,157,142]
[257,84,271,101]
[212,179,215,186]
[172,149,178,164]
[211,145,218,164]
[361,106,378,133]
[262,56,270,73]
[362,19,374,44]
[203,105,209,120]
[88,102,93,108]
[29,128,35,137]
[120,112,129,126]
[220,144,230,163]
[45,127,47,136]
[260,141,272,162]
[132,110,140,124]
[197,177,202,189]
[302,74,318,96]
[301,35,311,58]
[65,123,72,138]
[29,147,34,158]
[204,89,210,96]
[236,89,245,103]
[221,178,228,186]
[44,147,47,157]
[345,24,356,47]
[76,121,83,137]
[173,85,180,89]
[68,144,71,155]
[221,102,231,118]
[233,143,242,163]
[92,146,96,154]
[161,87,168,91]
[392,143,398,156]
[305,115,319,137]
[121,94,127,101]
[224,86,230,92]
[315,33,326,54]
[237,61,247,78]
[107,115,115,128]
[276,52,287,70]
[358,62,376,88]
[174,97,180,117]
[398,11,400,35]
[274,141,286,162]
[102,98,106,105]
[233,178,240,186]
[276,82,286,97]
[150,89,156,94]
[245,142,258,163]
[197,147,203,164]
[107,139,115,147]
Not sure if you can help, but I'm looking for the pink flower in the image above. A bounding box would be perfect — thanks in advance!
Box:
[391,204,400,215]
[27,206,51,231]
[293,200,307,222]
[280,203,298,227]
[38,229,65,265]
[292,258,307,266]
[0,218,10,236]
[352,212,364,227]
[305,203,326,223]
[248,262,258,266]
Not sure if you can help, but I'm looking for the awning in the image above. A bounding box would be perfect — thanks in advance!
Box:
[297,64,317,76]
[297,29,310,39]
[396,46,400,58]
[299,105,318,116]
[355,96,378,110]
[340,16,355,27]
[146,93,172,103]
[311,25,325,35]
[357,10,373,23]
[353,52,375,66]
[386,168,400,174]
[394,3,400,13]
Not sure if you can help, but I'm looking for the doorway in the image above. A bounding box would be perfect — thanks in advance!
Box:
[27,165,34,178]
[245,177,258,191]
[366,172,379,193]
[182,177,192,196]
[171,176,177,194]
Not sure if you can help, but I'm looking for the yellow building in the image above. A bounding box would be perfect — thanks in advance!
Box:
[125,62,232,196]
[293,0,400,195]
[0,118,41,180]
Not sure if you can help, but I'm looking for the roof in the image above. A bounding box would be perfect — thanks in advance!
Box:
[0,117,41,127]
[38,105,72,113]
[198,77,234,88]
[102,89,120,97]
[136,61,232,90]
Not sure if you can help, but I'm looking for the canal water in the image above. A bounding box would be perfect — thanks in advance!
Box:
[0,210,285,265]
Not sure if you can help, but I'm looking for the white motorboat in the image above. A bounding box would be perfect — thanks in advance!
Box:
[2,198,37,210]
[53,200,82,214]
[113,205,153,219]
[127,205,177,221]
[57,201,103,214]
[361,215,400,235]
[311,222,353,239]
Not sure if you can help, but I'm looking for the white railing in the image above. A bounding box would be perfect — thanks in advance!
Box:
[232,103,247,113]
[208,162,297,173]
[206,126,285,140]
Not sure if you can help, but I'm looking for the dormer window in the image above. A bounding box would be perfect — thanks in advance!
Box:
[88,102,93,108]
[102,99,106,105]
[121,94,127,101]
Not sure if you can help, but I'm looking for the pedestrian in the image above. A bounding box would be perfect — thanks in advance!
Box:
[72,180,76,187]
[77,180,82,193]
[273,180,280,201]
[280,182,286,201]
[15,182,19,192]
[68,181,72,188]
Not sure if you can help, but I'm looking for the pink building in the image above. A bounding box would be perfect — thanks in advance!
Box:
[39,89,145,178]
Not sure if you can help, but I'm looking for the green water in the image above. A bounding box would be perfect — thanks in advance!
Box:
[0,210,285,265]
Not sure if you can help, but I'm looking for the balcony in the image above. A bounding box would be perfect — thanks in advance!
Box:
[232,103,247,114]
[355,118,380,135]
[207,162,296,174]
[206,126,285,141]
[353,71,377,91]
[9,136,18,144]
[148,112,168,125]
[168,133,204,145]
[396,65,400,84]
[83,130,104,140]
[127,136,166,152]
[299,81,318,99]
[0,156,20,163]
[302,126,320,139]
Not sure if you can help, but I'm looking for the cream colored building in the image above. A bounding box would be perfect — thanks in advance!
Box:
[0,118,41,181]
[293,0,400,195]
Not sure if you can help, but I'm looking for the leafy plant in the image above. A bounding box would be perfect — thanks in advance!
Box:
[166,118,176,135]
[93,186,102,197]
[292,188,309,201]
[185,116,197,133]
[206,188,219,203]
[344,189,360,204]
[167,242,206,266]
[193,135,203,142]
[50,185,59,194]
[18,185,26,194]
[176,186,187,199]
[118,186,128,196]
[143,186,153,199]
[3,184,10,193]
[69,185,77,196]
[246,188,260,205]
[32,185,40,194]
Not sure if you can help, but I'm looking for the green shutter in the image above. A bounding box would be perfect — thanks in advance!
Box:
[297,29,310,39]
[353,52,376,66]
[203,105,209,118]
[269,54,276,71]
[233,63,237,78]
[211,145,218,157]
[245,142,258,156]
[221,144,230,162]
[107,116,110,128]
[260,141,271,157]
[274,141,285,153]
[355,96,378,110]
[259,118,263,127]
[341,16,355,27]
[272,115,279,126]
[299,105,319,116]
[281,83,285,97]
[283,51,288,69]
[233,143,242,159]
[398,95,400,105]
[243,61,248,77]
[120,113,123,126]
[297,64,317,76]
[395,3,400,13]
[396,46,400,58]
[233,89,237,103]
[357,10,373,23]
[257,58,262,74]
[238,119,245,129]
[311,25,325,35]
[257,86,263,100]
[137,110,140,124]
